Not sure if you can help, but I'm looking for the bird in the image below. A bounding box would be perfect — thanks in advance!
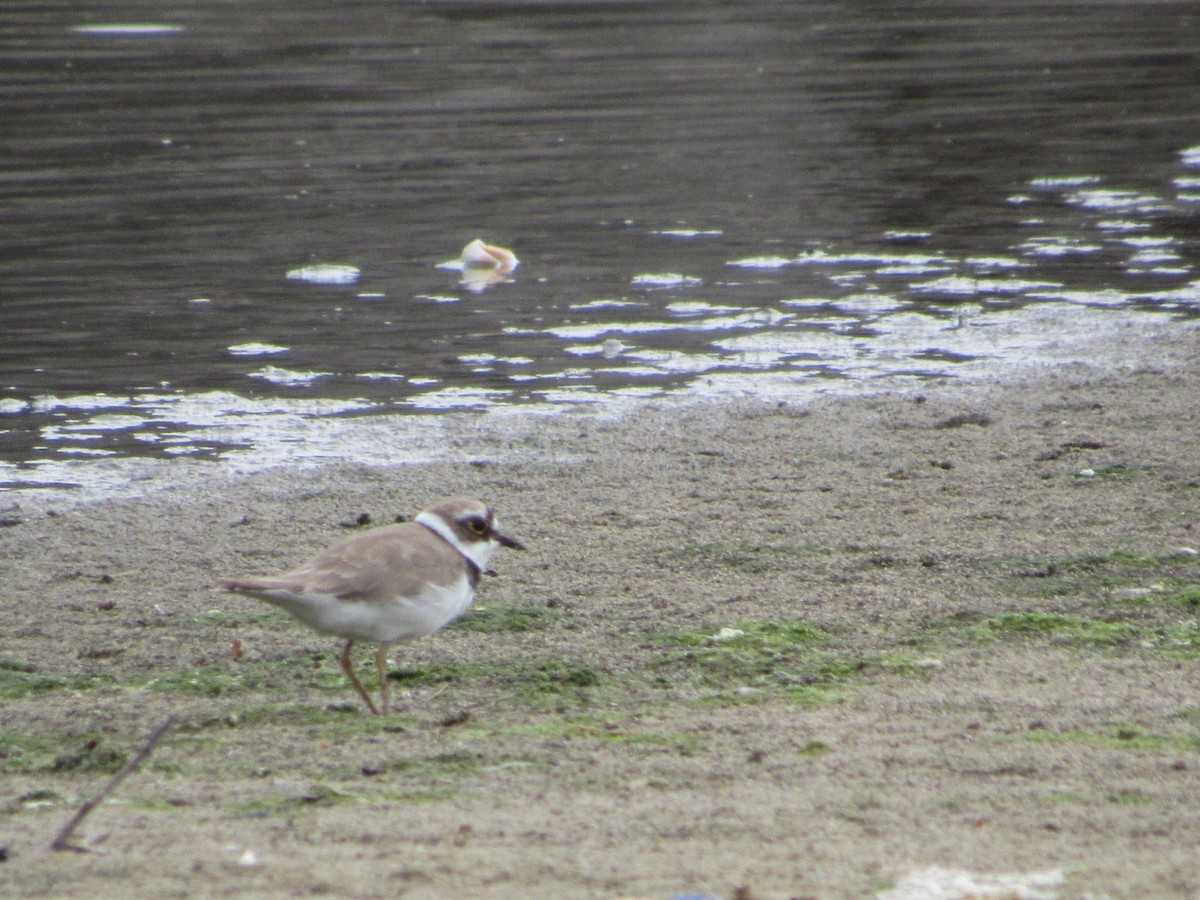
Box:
[217,497,524,715]
[435,238,519,291]
[457,238,518,272]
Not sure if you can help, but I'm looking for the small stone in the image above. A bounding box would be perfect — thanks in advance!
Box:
[709,627,745,642]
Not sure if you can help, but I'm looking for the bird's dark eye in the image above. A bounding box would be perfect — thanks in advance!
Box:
[466,517,488,535]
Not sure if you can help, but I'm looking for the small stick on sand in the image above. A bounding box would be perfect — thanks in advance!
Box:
[50,715,178,853]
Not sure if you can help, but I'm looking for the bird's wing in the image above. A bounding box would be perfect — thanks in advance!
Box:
[224,523,464,605]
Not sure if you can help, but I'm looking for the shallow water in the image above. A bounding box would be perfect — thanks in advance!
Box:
[2,1,1199,495]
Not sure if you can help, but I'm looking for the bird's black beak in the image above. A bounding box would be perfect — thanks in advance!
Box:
[495,530,525,551]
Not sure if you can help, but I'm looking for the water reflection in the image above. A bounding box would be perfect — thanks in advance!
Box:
[0,1,1198,495]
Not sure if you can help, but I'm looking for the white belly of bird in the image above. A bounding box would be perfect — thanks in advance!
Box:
[260,579,477,643]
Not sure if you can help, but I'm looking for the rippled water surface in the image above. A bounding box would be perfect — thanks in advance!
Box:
[2,1,1199,494]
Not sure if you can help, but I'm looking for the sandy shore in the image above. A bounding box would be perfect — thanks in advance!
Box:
[2,325,1200,898]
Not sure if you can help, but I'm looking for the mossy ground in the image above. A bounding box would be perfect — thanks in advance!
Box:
[4,358,1200,897]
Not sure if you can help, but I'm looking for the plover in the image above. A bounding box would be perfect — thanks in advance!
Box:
[218,497,524,715]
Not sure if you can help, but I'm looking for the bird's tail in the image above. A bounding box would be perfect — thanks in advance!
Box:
[217,575,291,594]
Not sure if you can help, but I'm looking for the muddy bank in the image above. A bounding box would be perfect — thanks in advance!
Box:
[2,327,1200,898]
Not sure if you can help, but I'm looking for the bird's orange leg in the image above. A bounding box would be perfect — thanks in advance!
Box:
[340,640,381,715]
[375,644,392,716]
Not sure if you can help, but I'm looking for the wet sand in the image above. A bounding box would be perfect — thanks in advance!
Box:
[2,324,1200,898]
